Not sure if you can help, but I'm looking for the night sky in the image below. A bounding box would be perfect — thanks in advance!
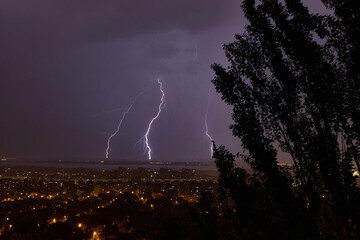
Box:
[0,0,325,161]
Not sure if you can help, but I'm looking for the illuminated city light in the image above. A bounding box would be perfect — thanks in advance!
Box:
[93,231,98,240]
[0,165,218,240]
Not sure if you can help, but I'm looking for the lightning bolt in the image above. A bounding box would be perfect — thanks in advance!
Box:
[205,87,214,158]
[193,45,198,61]
[105,88,148,159]
[142,78,166,160]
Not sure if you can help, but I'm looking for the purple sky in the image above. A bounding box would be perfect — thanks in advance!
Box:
[0,0,326,161]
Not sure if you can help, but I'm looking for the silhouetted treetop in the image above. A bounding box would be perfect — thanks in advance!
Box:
[212,0,360,238]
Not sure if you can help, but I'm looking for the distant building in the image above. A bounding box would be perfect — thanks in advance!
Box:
[158,168,172,179]
[93,185,101,197]
[181,168,196,179]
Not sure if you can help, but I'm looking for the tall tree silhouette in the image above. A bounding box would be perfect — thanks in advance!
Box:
[212,0,360,238]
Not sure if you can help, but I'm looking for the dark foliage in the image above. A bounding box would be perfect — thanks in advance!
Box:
[212,0,360,239]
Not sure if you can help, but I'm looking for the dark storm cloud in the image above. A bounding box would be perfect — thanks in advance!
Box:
[0,0,328,161]
[0,0,243,161]
[0,0,239,44]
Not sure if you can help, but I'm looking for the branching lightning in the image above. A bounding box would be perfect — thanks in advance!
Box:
[205,87,214,158]
[105,88,148,159]
[142,78,166,160]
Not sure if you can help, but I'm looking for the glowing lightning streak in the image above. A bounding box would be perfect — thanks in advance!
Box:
[105,89,148,159]
[144,78,166,160]
[193,45,198,61]
[205,87,214,158]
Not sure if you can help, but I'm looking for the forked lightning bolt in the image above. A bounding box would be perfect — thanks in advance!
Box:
[105,89,147,159]
[205,87,214,157]
[144,78,166,160]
